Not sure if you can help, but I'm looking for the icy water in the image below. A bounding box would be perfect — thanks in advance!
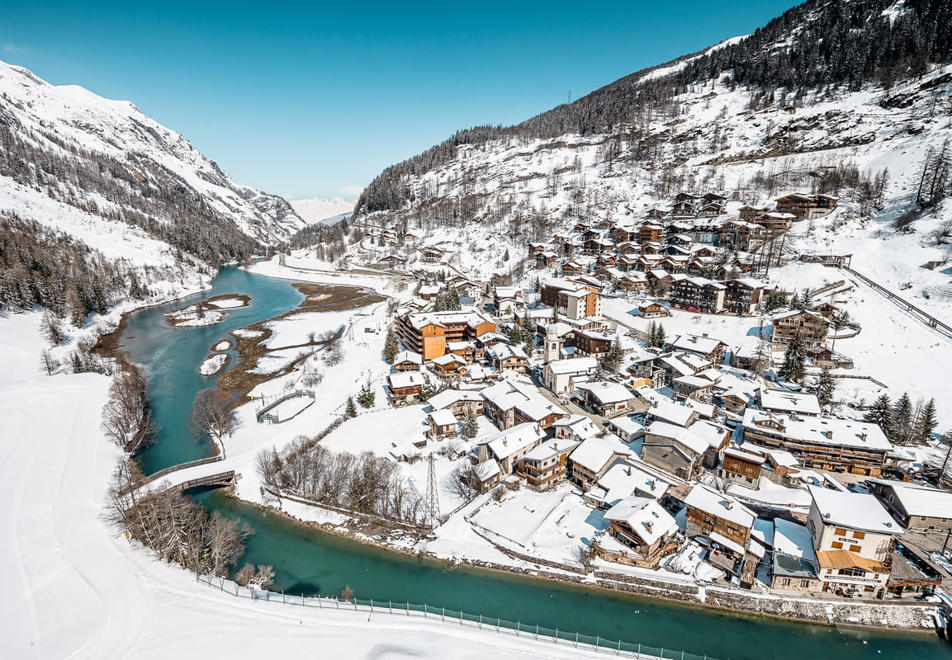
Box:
[124,268,950,660]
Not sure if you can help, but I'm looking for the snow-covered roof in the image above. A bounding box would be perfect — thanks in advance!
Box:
[394,350,422,365]
[773,518,815,560]
[808,486,898,535]
[432,353,467,366]
[646,420,726,455]
[388,372,424,389]
[428,389,483,410]
[603,497,678,546]
[686,486,755,531]
[489,343,529,361]
[604,416,646,439]
[759,388,821,416]
[645,398,695,427]
[570,435,628,473]
[429,409,458,427]
[475,459,501,481]
[709,530,745,556]
[594,460,670,504]
[576,381,634,405]
[669,334,725,355]
[873,482,952,519]
[552,414,601,441]
[546,356,598,375]
[743,409,893,452]
[724,447,765,464]
[522,438,579,462]
[403,309,495,331]
[486,422,545,461]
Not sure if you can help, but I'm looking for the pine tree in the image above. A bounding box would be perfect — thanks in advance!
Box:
[345,396,357,418]
[383,328,399,364]
[357,382,375,409]
[812,367,836,411]
[788,291,801,310]
[778,334,805,383]
[864,394,894,439]
[653,323,666,349]
[893,392,913,444]
[550,304,559,323]
[41,312,63,346]
[601,342,623,372]
[916,398,938,444]
[463,410,479,439]
[799,288,812,311]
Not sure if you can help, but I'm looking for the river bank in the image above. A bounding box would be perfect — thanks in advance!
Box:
[244,483,941,634]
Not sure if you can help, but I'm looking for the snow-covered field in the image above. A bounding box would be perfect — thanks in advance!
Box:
[0,311,610,659]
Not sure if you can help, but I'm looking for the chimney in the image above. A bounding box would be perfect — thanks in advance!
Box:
[725,501,733,510]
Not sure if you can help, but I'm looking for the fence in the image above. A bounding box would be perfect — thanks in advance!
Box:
[255,389,316,424]
[194,573,720,660]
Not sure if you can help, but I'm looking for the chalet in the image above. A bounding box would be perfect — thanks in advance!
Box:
[672,375,715,403]
[668,275,725,314]
[395,310,496,360]
[638,223,664,242]
[807,487,897,597]
[387,372,424,406]
[561,260,583,276]
[392,350,422,372]
[376,255,407,268]
[738,205,768,222]
[553,414,601,443]
[758,388,821,417]
[535,251,558,269]
[488,343,529,372]
[515,438,579,489]
[646,208,667,219]
[477,422,546,475]
[666,333,727,363]
[527,241,547,255]
[719,447,765,489]
[697,202,725,217]
[420,246,446,263]
[541,280,603,320]
[724,279,763,315]
[741,409,893,476]
[542,356,598,395]
[575,381,640,418]
[618,274,648,291]
[771,518,822,593]
[771,310,829,351]
[431,353,468,378]
[868,481,952,533]
[638,301,669,318]
[641,421,729,479]
[427,409,458,440]
[568,435,631,490]
[494,286,524,318]
[472,459,501,493]
[612,226,637,243]
[481,377,566,431]
[775,194,838,220]
[447,340,476,362]
[642,396,699,428]
[595,497,679,566]
[720,220,767,252]
[758,211,796,234]
[670,200,696,217]
[684,485,760,585]
[427,389,484,418]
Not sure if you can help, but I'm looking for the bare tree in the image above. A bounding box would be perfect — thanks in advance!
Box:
[101,366,155,454]
[187,388,238,445]
[40,349,57,376]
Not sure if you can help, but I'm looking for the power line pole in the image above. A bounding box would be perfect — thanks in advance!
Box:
[425,453,441,529]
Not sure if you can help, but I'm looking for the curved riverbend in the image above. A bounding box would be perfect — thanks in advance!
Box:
[120,268,949,660]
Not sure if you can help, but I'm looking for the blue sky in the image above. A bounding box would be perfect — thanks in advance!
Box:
[0,1,800,200]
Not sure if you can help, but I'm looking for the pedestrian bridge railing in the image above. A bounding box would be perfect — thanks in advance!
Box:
[195,572,721,660]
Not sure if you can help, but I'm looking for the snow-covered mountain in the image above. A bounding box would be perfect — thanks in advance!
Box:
[289,196,355,224]
[0,58,306,250]
[351,0,952,288]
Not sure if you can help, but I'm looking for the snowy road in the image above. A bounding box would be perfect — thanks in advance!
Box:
[0,313,605,659]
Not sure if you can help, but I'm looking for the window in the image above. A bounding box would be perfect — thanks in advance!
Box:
[834,528,846,536]
[800,580,811,588]
[831,541,843,549]
[852,531,865,540]
[849,545,862,553]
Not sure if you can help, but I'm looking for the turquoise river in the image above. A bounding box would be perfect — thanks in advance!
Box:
[120,267,949,660]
